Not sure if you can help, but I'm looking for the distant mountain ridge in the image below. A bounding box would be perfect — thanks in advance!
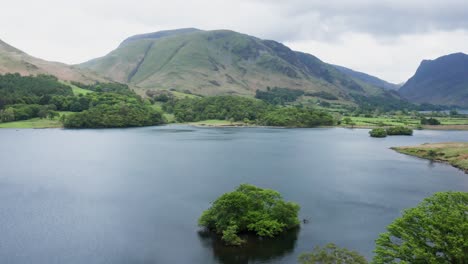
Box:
[79,28,391,102]
[332,65,400,90]
[0,38,107,84]
[399,53,468,107]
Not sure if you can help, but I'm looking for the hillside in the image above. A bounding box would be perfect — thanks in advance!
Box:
[332,65,399,90]
[399,53,468,107]
[80,28,390,102]
[0,38,108,84]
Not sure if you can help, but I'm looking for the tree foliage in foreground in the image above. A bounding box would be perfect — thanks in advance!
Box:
[299,243,368,264]
[373,191,468,264]
[198,184,300,246]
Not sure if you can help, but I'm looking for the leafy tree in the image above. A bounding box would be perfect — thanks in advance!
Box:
[63,100,164,128]
[0,73,72,108]
[305,91,339,100]
[255,87,304,105]
[369,128,387,138]
[259,107,335,127]
[299,243,368,264]
[421,117,441,125]
[171,96,271,122]
[373,192,468,264]
[342,117,352,125]
[198,184,300,246]
[385,126,413,136]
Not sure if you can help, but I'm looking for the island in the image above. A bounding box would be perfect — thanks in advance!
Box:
[392,142,468,173]
[198,184,300,246]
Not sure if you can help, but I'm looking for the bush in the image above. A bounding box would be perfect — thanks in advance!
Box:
[421,117,441,125]
[198,184,300,246]
[299,243,368,264]
[369,128,387,138]
[386,126,413,136]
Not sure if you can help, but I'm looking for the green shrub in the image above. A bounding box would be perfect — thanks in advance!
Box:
[369,128,387,138]
[421,117,441,125]
[299,243,368,264]
[386,126,413,136]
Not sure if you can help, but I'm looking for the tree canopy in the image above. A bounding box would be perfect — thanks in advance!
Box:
[373,191,468,264]
[299,243,368,264]
[63,93,164,128]
[198,184,300,246]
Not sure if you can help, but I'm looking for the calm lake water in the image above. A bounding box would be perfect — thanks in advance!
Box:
[0,126,467,264]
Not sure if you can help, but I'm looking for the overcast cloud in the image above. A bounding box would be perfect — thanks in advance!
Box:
[1,0,467,83]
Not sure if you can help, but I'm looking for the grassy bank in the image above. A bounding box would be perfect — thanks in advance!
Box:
[341,116,468,130]
[392,143,468,174]
[187,119,252,127]
[0,118,63,128]
[0,111,72,129]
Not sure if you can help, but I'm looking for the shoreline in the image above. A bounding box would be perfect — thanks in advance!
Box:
[2,122,468,131]
[392,143,468,174]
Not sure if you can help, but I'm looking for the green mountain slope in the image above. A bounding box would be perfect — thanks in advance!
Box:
[79,29,390,102]
[332,64,400,90]
[0,38,108,84]
[399,53,468,107]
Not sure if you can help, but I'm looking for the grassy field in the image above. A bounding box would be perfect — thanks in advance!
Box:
[342,116,468,129]
[0,118,62,128]
[0,111,73,129]
[59,80,94,96]
[392,143,468,174]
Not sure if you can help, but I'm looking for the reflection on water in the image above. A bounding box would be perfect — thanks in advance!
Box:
[198,228,300,264]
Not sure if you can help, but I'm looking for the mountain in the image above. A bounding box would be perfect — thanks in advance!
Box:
[0,38,107,84]
[399,53,468,107]
[79,28,390,101]
[332,65,399,90]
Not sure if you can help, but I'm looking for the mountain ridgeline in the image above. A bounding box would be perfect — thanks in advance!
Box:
[0,39,107,84]
[79,28,392,103]
[399,53,468,107]
[332,65,400,91]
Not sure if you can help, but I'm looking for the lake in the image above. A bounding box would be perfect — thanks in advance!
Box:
[0,126,467,264]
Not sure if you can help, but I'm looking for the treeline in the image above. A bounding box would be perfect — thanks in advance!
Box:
[62,93,164,128]
[255,87,304,105]
[0,73,164,128]
[163,95,335,127]
[64,99,163,128]
[259,107,334,127]
[0,104,58,122]
[71,81,133,95]
[351,92,453,113]
[0,73,72,109]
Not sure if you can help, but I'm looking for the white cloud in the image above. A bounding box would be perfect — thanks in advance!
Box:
[0,0,467,83]
[286,30,468,83]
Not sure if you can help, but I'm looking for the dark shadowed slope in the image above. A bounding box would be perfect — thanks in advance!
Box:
[399,53,468,107]
[332,64,400,90]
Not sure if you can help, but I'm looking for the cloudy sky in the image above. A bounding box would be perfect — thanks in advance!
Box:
[1,0,467,83]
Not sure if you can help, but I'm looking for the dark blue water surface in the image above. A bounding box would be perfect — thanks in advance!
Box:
[0,126,467,264]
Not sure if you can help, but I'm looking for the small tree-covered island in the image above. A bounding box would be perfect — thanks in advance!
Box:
[198,184,300,246]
